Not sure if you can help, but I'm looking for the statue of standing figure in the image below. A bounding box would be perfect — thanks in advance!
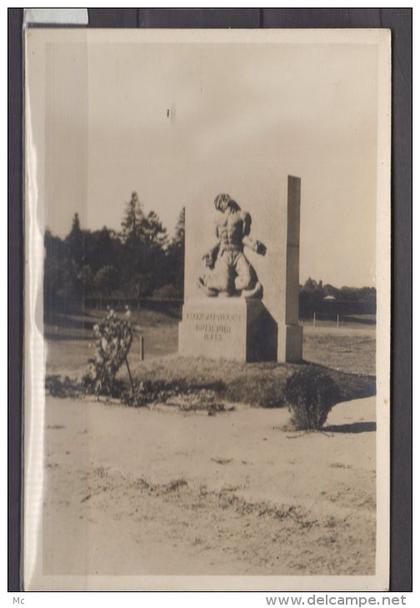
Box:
[198,193,267,298]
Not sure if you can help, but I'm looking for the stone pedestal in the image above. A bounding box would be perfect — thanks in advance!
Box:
[179,298,278,362]
[179,174,303,363]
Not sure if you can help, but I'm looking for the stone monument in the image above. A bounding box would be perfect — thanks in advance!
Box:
[178,175,303,362]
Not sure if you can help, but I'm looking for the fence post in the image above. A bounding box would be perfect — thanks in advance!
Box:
[336,314,339,328]
[140,335,145,361]
[313,312,316,327]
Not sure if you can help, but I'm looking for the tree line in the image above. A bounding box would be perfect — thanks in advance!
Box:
[44,192,185,308]
[299,278,376,318]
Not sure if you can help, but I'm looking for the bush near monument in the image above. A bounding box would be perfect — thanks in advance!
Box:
[82,308,135,397]
[284,367,341,430]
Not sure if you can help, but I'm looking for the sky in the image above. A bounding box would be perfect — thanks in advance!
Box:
[28,30,380,287]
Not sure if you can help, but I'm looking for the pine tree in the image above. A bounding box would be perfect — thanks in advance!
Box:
[166,206,185,297]
[65,212,85,268]
[143,210,168,249]
[120,192,145,242]
[173,206,185,247]
[71,212,81,232]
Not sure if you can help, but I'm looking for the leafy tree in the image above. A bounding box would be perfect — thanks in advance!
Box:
[323,283,339,298]
[124,272,154,298]
[300,277,324,317]
[339,286,359,302]
[85,227,121,273]
[358,287,376,309]
[44,229,78,304]
[94,265,119,295]
[302,277,320,293]
[78,264,94,294]
[169,206,185,295]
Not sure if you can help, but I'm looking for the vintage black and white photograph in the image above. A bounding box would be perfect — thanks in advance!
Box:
[23,28,391,591]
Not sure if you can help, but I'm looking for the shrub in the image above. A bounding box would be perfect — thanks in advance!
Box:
[45,374,82,398]
[83,308,134,397]
[284,367,341,430]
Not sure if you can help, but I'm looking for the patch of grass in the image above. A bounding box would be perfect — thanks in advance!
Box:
[211,457,233,465]
[128,356,375,408]
[162,478,188,493]
[303,331,375,376]
[130,476,188,495]
[47,354,375,409]
[130,357,290,407]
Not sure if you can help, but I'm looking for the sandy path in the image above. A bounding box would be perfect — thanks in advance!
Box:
[42,396,376,579]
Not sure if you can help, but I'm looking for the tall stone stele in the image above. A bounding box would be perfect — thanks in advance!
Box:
[178,176,303,362]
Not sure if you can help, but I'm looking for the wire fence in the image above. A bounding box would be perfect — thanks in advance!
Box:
[302,312,376,327]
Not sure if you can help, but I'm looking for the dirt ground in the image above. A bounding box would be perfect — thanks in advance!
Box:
[42,394,376,578]
[38,311,376,584]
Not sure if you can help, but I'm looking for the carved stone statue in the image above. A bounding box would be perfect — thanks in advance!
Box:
[198,193,267,298]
